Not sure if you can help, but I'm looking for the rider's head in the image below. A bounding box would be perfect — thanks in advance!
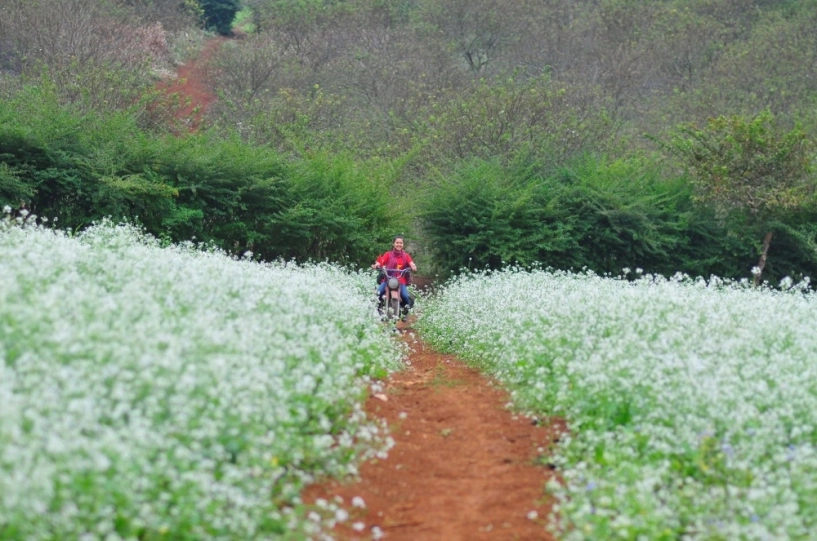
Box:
[392,235,405,251]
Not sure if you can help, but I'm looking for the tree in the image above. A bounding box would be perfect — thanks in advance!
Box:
[0,0,170,114]
[199,0,239,35]
[660,111,815,285]
[418,0,510,75]
[120,0,201,31]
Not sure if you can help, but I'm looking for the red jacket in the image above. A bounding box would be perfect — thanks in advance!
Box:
[377,250,414,285]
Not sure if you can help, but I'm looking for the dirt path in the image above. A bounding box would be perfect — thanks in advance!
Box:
[304,322,564,541]
[155,37,224,132]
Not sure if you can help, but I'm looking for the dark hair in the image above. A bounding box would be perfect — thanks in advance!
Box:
[392,235,405,242]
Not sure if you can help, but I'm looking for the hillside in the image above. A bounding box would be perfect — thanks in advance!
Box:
[2,0,817,281]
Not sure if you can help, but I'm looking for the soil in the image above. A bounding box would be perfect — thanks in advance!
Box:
[160,45,566,540]
[155,37,224,132]
[303,320,565,541]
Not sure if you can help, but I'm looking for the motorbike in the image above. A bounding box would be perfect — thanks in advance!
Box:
[377,267,412,323]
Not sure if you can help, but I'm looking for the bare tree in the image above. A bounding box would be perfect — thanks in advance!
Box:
[0,0,171,112]
[418,0,512,75]
[1,0,172,70]
[3,0,110,67]
[245,0,350,76]
[117,0,200,31]
[210,35,289,105]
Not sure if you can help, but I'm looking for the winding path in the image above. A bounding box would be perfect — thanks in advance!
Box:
[304,323,564,540]
[155,37,223,132]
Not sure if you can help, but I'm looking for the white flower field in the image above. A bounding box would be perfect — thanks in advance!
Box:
[0,221,401,540]
[5,216,817,540]
[418,268,817,540]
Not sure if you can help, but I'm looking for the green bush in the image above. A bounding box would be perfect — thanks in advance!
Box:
[271,152,407,263]
[152,141,405,264]
[0,84,177,229]
[4,78,814,282]
[0,85,404,266]
[419,153,817,282]
[549,155,734,277]
[419,157,576,272]
[198,0,240,35]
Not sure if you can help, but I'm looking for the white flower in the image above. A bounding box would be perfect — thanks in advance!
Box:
[0,222,402,539]
[416,266,817,538]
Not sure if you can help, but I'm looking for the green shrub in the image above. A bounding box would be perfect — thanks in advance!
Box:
[272,152,408,263]
[198,0,240,35]
[149,139,404,264]
[0,84,177,228]
[419,157,576,273]
[418,153,817,282]
[0,85,404,265]
[550,155,729,277]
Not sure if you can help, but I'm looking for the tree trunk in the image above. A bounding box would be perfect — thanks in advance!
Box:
[753,231,774,287]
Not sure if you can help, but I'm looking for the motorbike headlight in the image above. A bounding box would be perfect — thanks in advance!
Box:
[388,277,400,289]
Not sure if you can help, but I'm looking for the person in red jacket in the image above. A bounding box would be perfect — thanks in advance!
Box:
[372,235,417,312]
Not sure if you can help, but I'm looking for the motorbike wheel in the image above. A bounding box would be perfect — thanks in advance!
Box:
[388,295,401,322]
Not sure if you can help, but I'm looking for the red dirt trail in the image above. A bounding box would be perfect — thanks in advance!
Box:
[155,37,223,132]
[303,320,565,541]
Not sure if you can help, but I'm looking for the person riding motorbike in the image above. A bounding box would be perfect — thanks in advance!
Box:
[371,235,417,315]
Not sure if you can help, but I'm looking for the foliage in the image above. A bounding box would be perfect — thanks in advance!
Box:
[419,74,616,166]
[549,157,733,278]
[197,0,240,35]
[232,7,257,34]
[0,86,403,266]
[271,152,407,262]
[417,156,518,271]
[663,112,815,220]
[419,157,572,272]
[658,111,817,282]
[6,0,817,278]
[416,153,816,281]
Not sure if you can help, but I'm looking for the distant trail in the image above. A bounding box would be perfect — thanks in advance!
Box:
[304,323,564,540]
[155,37,224,132]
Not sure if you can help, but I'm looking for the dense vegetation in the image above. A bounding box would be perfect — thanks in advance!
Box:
[0,86,404,263]
[0,220,401,539]
[2,0,817,280]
